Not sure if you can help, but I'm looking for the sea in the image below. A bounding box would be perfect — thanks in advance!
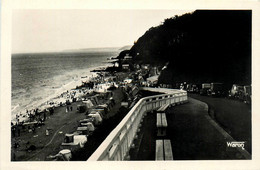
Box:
[11,50,118,121]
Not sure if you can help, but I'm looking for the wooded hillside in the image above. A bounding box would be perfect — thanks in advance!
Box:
[129,10,251,86]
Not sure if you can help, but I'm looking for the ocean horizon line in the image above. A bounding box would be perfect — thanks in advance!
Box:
[11,45,132,55]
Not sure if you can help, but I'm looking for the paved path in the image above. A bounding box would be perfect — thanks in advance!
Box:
[167,97,250,160]
[188,93,251,153]
[130,97,251,160]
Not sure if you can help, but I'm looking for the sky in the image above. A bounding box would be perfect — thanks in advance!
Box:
[12,9,194,53]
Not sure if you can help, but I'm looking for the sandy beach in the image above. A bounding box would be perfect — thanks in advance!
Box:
[11,71,131,161]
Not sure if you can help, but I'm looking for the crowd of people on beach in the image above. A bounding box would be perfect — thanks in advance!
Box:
[11,63,158,128]
[11,62,161,161]
[10,73,98,134]
[11,71,120,159]
[10,70,130,138]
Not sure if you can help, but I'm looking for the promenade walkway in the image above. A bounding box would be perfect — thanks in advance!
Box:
[130,97,251,160]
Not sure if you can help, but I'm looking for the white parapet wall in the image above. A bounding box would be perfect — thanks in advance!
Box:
[87,88,187,161]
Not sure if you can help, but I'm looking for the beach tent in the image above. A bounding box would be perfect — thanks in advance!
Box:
[73,135,87,148]
[65,134,74,143]
[79,122,95,132]
[61,134,87,148]
[59,149,72,161]
[98,104,110,112]
[79,118,94,124]
[96,105,109,114]
[88,113,102,125]
[90,109,105,119]
[82,100,94,108]
[89,109,100,116]
[76,126,89,135]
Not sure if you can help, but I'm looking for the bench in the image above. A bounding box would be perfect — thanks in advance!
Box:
[156,139,174,160]
[157,103,170,113]
[157,113,168,136]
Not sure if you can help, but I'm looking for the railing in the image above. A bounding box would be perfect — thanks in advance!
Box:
[87,88,187,161]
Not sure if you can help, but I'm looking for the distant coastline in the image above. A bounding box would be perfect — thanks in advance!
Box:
[12,45,132,55]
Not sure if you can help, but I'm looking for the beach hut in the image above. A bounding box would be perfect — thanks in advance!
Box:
[47,149,72,161]
[61,134,87,152]
[82,99,94,108]
[98,104,110,113]
[64,134,74,143]
[76,126,89,135]
[73,135,87,148]
[88,113,102,125]
[79,119,94,126]
[58,149,72,161]
[79,118,94,124]
[80,122,95,132]
[89,109,105,119]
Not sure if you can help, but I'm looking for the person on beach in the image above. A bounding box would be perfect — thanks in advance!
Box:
[50,107,54,115]
[29,113,33,122]
[32,126,36,133]
[43,112,46,121]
